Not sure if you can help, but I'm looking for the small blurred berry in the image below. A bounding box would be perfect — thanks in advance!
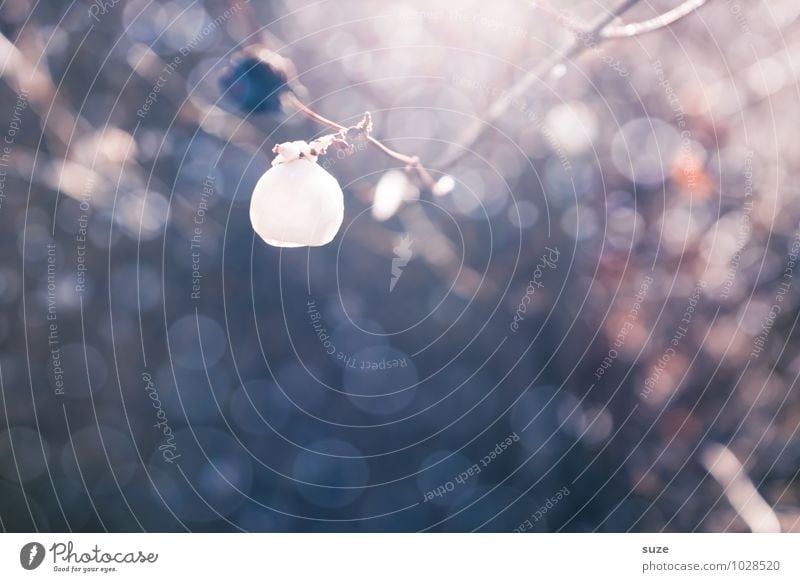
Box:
[219,46,291,114]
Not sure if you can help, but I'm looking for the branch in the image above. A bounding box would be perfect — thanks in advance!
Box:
[535,0,711,40]
[284,92,345,132]
[0,32,85,161]
[700,444,781,533]
[285,93,439,191]
[223,0,442,192]
[601,0,710,38]
[435,0,643,168]
[235,0,711,191]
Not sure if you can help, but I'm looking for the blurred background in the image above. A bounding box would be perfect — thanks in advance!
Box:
[1,0,800,532]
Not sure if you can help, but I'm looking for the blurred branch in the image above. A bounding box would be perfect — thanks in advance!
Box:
[599,0,710,39]
[534,0,711,40]
[434,0,643,168]
[435,0,712,169]
[0,31,88,160]
[229,0,711,192]
[700,444,781,533]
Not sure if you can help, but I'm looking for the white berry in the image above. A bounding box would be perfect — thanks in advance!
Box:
[371,170,418,221]
[250,157,344,248]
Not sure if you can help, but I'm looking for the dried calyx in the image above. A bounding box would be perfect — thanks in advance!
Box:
[271,113,373,166]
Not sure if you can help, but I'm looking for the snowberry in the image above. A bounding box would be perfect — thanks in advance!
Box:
[371,170,418,221]
[433,174,455,196]
[250,143,344,248]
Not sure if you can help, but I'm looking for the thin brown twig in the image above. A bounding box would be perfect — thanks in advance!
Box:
[284,92,345,132]
[285,93,439,191]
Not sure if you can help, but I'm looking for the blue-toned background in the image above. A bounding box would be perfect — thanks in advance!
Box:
[1,0,799,532]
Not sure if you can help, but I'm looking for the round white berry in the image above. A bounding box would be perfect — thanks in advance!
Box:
[250,158,344,248]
